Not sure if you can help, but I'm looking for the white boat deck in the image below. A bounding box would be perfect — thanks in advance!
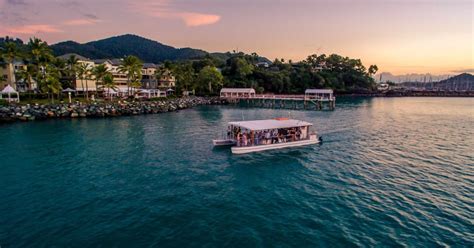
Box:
[229,119,312,131]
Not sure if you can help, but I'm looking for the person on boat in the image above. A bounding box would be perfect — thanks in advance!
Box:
[272,129,278,144]
[242,132,248,146]
[265,130,271,144]
[237,132,241,146]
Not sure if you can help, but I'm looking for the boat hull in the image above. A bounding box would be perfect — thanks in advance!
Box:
[231,138,319,154]
[213,139,236,146]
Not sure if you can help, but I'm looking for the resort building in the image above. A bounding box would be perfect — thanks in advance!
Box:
[53,54,177,97]
[0,66,11,90]
[158,70,176,89]
[0,59,40,92]
[220,88,256,98]
[0,60,23,91]
[141,63,158,89]
[93,59,128,93]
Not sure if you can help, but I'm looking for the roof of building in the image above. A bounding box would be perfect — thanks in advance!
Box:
[57,53,89,61]
[109,59,122,66]
[220,88,256,93]
[92,59,111,64]
[1,85,17,93]
[228,119,313,131]
[305,89,334,94]
[143,63,157,69]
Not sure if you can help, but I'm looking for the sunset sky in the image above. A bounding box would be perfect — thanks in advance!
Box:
[0,0,472,74]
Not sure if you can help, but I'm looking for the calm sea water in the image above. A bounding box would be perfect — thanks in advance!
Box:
[0,97,473,247]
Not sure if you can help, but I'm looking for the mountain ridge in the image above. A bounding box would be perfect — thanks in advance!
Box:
[51,34,210,63]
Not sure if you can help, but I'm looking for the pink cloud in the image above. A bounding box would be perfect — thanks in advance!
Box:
[63,19,101,26]
[130,0,221,27]
[6,24,62,34]
[178,12,221,27]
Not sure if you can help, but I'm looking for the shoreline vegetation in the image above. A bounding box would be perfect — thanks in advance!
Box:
[1,36,379,99]
[0,96,225,124]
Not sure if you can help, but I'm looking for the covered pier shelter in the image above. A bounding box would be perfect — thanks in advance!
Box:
[304,89,335,101]
[0,85,20,103]
[220,88,256,99]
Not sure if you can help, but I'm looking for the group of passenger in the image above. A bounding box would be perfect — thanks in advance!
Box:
[228,126,308,147]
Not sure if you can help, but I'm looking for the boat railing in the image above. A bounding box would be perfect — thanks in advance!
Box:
[234,133,311,147]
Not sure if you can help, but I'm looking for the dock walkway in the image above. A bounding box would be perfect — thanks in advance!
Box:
[224,94,336,110]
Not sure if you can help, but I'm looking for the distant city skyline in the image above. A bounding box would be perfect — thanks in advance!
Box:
[0,0,472,75]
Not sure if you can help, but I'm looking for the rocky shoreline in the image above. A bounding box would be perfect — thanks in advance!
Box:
[0,97,226,123]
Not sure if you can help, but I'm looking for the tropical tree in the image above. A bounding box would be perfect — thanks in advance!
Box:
[102,73,117,100]
[130,80,142,96]
[154,66,167,88]
[66,55,79,85]
[196,66,223,95]
[76,63,91,100]
[15,64,36,91]
[368,65,378,76]
[172,62,195,92]
[27,38,53,89]
[0,42,21,85]
[118,55,143,95]
[52,58,67,90]
[28,37,51,68]
[40,65,62,103]
[92,64,108,96]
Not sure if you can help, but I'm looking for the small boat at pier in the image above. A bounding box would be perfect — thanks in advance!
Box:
[213,118,320,154]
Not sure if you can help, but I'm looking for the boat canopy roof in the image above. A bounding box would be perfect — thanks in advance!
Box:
[228,119,312,131]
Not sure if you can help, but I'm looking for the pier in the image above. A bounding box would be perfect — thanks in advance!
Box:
[220,88,336,110]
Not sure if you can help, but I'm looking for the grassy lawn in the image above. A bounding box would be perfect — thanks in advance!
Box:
[18,97,91,105]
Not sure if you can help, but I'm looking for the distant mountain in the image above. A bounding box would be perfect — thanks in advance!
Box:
[51,34,208,63]
[399,73,474,91]
[375,72,452,83]
[435,73,474,91]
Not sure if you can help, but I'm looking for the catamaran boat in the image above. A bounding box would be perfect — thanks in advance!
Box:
[213,118,320,154]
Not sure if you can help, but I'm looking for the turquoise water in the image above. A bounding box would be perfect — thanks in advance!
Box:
[1,97,473,247]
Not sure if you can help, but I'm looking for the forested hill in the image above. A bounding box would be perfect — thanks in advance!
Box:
[50,34,209,62]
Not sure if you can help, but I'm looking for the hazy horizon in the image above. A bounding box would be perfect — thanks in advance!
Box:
[0,0,472,75]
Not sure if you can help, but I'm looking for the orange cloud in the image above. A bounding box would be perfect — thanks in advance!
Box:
[6,24,62,34]
[63,19,101,26]
[130,0,221,27]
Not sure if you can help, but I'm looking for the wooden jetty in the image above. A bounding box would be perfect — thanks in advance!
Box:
[220,88,336,110]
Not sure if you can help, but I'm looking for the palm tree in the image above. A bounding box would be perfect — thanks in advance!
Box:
[118,55,143,96]
[15,64,36,92]
[28,37,51,63]
[40,65,62,103]
[66,55,79,86]
[28,38,53,87]
[76,63,91,100]
[92,64,109,96]
[154,66,166,89]
[0,42,21,86]
[130,80,142,96]
[102,73,117,100]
